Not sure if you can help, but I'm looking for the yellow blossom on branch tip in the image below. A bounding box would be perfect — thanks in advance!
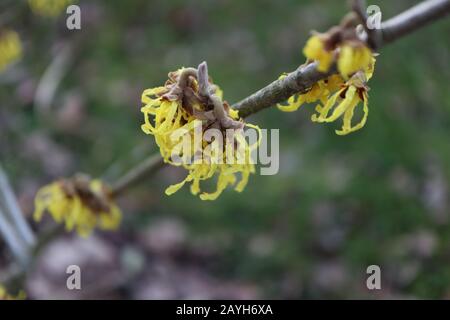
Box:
[303,35,334,73]
[0,285,26,300]
[141,63,261,200]
[0,30,22,73]
[28,0,73,17]
[338,43,373,79]
[34,175,122,237]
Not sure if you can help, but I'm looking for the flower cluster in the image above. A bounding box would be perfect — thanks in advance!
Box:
[141,62,260,200]
[34,174,122,237]
[28,0,73,17]
[0,29,22,73]
[0,286,25,300]
[278,18,377,135]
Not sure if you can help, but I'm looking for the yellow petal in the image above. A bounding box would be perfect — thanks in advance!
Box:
[235,170,250,192]
[324,86,357,122]
[338,44,372,78]
[303,36,334,72]
[165,175,193,195]
[336,91,369,135]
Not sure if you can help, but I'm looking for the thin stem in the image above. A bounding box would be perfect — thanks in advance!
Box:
[110,154,164,198]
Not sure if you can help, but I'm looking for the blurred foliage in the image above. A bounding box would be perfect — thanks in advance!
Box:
[1,0,450,299]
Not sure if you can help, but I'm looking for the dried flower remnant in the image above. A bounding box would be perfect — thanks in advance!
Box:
[34,174,122,237]
[0,30,22,72]
[141,62,261,200]
[28,0,73,17]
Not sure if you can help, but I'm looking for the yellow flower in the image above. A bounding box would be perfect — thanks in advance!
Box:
[311,72,369,135]
[0,285,26,300]
[337,42,373,78]
[0,30,22,72]
[141,63,261,200]
[277,74,345,112]
[34,174,122,237]
[28,0,73,17]
[303,29,374,79]
[303,35,334,73]
[165,120,261,201]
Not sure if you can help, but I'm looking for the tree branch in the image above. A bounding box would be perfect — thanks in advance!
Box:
[0,164,35,246]
[109,0,450,196]
[110,154,164,198]
[5,0,450,292]
[234,63,335,118]
[233,0,450,117]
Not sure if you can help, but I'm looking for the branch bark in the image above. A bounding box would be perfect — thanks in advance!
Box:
[235,63,335,118]
[233,0,450,117]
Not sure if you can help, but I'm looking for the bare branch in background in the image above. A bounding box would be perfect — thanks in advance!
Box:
[233,0,450,117]
[0,164,35,246]
[0,207,29,266]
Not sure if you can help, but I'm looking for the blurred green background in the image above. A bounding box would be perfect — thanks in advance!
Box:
[1,0,450,299]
